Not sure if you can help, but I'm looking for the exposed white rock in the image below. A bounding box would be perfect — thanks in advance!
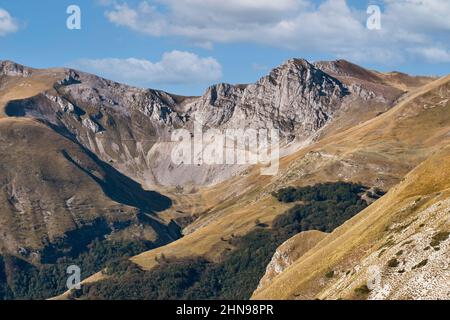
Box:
[82,117,102,133]
[321,198,450,300]
[0,61,33,77]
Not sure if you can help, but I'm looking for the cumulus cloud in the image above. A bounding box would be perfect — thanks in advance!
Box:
[383,0,450,32]
[103,0,450,64]
[71,51,222,87]
[413,47,450,63]
[0,8,18,36]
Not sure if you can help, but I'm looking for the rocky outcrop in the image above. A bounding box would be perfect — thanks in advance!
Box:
[338,198,450,300]
[187,59,348,138]
[253,230,327,296]
[0,61,33,77]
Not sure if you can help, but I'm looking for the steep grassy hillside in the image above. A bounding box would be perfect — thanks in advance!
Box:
[0,64,67,117]
[0,119,175,254]
[254,230,328,295]
[253,144,450,300]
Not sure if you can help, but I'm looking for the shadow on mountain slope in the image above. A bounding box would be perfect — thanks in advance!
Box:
[62,149,172,214]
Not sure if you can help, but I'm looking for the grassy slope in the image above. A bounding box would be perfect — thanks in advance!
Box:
[0,69,65,117]
[254,230,328,295]
[253,144,450,300]
[3,64,445,299]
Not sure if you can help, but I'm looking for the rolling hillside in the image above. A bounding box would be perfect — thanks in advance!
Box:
[253,75,450,299]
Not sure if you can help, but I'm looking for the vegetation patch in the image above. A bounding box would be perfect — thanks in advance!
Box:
[430,231,450,248]
[387,258,400,268]
[354,284,371,296]
[401,240,414,247]
[412,259,428,270]
[378,249,387,258]
[395,250,404,256]
[273,182,366,204]
[79,182,369,300]
[0,239,155,300]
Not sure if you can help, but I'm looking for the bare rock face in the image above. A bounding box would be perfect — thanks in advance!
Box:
[322,198,450,300]
[2,58,404,187]
[188,59,348,137]
[0,61,33,77]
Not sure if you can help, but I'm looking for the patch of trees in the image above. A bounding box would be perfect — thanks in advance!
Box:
[0,239,154,300]
[272,182,366,203]
[78,182,369,300]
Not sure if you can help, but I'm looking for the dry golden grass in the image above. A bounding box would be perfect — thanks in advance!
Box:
[0,69,65,117]
[254,230,328,295]
[253,144,450,299]
[132,195,292,269]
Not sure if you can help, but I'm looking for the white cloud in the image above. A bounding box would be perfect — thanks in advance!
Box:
[0,8,18,36]
[103,0,450,64]
[72,51,222,87]
[105,0,311,43]
[413,47,450,63]
[384,0,450,32]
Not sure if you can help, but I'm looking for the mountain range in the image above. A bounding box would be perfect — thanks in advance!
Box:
[0,58,448,300]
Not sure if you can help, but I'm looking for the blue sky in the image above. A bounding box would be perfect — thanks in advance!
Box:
[0,0,449,95]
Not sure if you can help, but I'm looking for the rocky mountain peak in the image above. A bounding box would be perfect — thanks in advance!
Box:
[184,57,350,148]
[0,60,33,77]
[264,58,318,84]
[278,58,312,70]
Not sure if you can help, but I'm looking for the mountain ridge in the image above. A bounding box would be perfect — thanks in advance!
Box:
[1,58,423,187]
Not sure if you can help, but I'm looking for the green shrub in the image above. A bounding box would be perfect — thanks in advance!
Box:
[430,231,449,248]
[412,259,428,270]
[354,285,371,295]
[325,270,335,279]
[387,258,400,268]
[0,239,154,300]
